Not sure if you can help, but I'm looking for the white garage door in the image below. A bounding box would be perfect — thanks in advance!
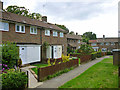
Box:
[19,45,41,65]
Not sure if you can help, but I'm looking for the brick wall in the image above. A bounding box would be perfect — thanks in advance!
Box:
[2,23,41,44]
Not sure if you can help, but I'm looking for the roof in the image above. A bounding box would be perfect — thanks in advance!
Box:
[1,11,67,33]
[89,37,119,43]
[66,34,82,40]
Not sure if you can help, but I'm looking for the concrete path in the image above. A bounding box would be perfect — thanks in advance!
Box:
[20,66,43,88]
[36,56,110,88]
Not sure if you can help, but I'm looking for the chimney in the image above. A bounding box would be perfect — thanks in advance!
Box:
[0,1,3,11]
[103,35,105,39]
[42,16,47,22]
[76,32,78,35]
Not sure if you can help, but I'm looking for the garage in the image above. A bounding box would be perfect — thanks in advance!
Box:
[18,45,41,65]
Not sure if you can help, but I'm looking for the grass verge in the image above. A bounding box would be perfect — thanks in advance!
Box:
[59,56,118,88]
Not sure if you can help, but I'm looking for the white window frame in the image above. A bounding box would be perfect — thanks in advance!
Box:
[60,32,64,37]
[78,40,80,43]
[91,43,97,46]
[30,26,37,34]
[105,42,109,46]
[0,21,9,31]
[100,42,104,46]
[45,30,50,36]
[15,24,25,33]
[111,42,115,45]
[53,31,58,37]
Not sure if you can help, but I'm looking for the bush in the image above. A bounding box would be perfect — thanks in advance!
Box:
[2,42,19,68]
[97,52,102,58]
[91,52,97,60]
[107,52,113,55]
[62,54,70,63]
[1,71,28,89]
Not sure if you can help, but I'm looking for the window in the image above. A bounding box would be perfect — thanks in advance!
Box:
[111,42,115,45]
[105,42,109,45]
[100,42,104,46]
[45,30,50,36]
[78,40,80,43]
[15,24,25,33]
[60,32,64,37]
[0,22,9,31]
[78,46,80,49]
[91,43,97,46]
[101,48,107,52]
[30,27,37,34]
[53,31,58,36]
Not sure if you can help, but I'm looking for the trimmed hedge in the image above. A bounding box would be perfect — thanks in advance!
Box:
[106,52,113,55]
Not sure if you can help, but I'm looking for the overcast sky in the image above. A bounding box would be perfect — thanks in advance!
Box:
[2,0,119,38]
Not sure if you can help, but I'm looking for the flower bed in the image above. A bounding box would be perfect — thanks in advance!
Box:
[38,59,78,81]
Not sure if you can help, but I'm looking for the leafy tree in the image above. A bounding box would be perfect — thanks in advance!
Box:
[69,31,75,34]
[77,44,94,55]
[55,24,69,32]
[4,5,42,20]
[82,32,97,43]
[2,42,19,68]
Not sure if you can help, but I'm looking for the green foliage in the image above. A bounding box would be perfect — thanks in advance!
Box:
[2,42,19,68]
[67,46,74,54]
[4,5,42,20]
[55,24,69,32]
[47,58,51,66]
[62,54,70,63]
[1,71,28,89]
[17,58,22,67]
[69,31,75,34]
[82,32,97,43]
[77,44,94,55]
[91,52,97,60]
[107,52,113,55]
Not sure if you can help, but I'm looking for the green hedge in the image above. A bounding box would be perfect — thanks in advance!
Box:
[1,71,28,89]
[91,52,102,60]
[107,52,113,55]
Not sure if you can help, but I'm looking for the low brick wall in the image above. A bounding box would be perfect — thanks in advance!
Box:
[70,54,91,63]
[38,59,78,81]
[44,58,62,64]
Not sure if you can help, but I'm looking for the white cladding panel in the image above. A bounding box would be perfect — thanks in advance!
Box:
[19,45,41,64]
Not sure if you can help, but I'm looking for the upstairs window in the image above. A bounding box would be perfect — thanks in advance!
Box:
[53,31,58,37]
[111,42,115,45]
[45,30,50,36]
[105,42,109,45]
[0,22,9,31]
[30,27,37,34]
[78,40,80,43]
[15,24,25,33]
[60,32,64,37]
[100,42,104,46]
[91,43,97,46]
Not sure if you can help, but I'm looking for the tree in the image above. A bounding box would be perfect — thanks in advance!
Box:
[69,31,75,34]
[82,32,97,44]
[4,5,42,20]
[55,24,69,32]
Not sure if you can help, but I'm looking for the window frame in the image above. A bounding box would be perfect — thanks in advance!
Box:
[15,24,25,33]
[78,40,80,43]
[30,26,37,34]
[100,42,104,46]
[45,30,50,36]
[105,42,109,46]
[53,31,58,37]
[111,42,115,45]
[60,32,64,37]
[91,43,97,46]
[0,21,9,31]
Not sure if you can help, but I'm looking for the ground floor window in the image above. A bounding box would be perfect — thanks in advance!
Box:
[101,48,107,52]
[46,45,62,59]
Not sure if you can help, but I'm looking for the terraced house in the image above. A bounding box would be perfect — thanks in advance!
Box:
[0,1,67,64]
[89,35,119,52]
[67,33,86,51]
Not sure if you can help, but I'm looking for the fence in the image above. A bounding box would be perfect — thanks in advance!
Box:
[70,54,91,63]
[38,59,78,81]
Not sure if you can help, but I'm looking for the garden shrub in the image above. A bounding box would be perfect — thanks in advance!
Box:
[91,52,97,60]
[107,52,113,55]
[2,42,19,68]
[97,52,102,58]
[62,54,70,62]
[1,71,28,89]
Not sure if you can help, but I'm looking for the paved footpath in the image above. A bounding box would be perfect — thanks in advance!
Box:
[36,56,110,88]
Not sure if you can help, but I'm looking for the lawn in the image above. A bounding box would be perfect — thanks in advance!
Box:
[31,64,48,75]
[59,56,118,88]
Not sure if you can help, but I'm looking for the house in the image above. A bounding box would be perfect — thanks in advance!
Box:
[0,1,67,64]
[66,33,85,51]
[89,35,120,52]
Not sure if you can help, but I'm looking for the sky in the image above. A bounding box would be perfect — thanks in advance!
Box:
[2,0,119,38]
